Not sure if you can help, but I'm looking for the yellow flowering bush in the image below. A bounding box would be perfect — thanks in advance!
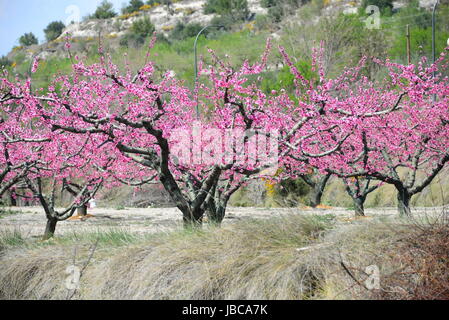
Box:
[119,11,140,20]
[139,4,152,11]
[162,25,174,31]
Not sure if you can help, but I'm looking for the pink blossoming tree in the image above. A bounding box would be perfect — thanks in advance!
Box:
[1,36,448,237]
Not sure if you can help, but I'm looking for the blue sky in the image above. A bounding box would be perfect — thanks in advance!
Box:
[0,0,126,56]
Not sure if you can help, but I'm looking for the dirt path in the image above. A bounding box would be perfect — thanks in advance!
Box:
[0,206,445,238]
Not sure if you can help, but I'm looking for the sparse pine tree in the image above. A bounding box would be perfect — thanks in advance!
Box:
[122,0,144,14]
[19,32,38,46]
[204,0,249,21]
[44,21,65,42]
[131,16,155,38]
[0,56,12,68]
[93,0,117,19]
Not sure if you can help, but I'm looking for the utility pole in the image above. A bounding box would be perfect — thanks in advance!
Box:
[406,24,411,65]
[432,0,439,102]
[432,0,439,77]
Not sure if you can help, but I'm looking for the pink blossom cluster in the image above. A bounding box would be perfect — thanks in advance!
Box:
[1,38,448,220]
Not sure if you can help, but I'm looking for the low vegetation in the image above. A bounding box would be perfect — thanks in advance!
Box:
[44,21,65,42]
[0,207,19,219]
[0,212,447,299]
[18,32,38,47]
[91,0,117,20]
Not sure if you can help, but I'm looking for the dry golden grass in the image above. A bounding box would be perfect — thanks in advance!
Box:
[0,212,447,300]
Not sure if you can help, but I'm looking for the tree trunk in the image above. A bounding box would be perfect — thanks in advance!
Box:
[396,187,412,217]
[77,205,87,216]
[9,191,17,207]
[353,196,365,217]
[207,203,227,225]
[309,187,324,208]
[307,174,331,208]
[43,218,58,240]
[182,209,204,229]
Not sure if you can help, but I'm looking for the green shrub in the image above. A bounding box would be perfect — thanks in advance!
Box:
[261,0,304,22]
[120,17,155,48]
[204,0,249,22]
[92,0,117,19]
[209,15,237,31]
[261,0,303,8]
[277,179,310,199]
[19,32,38,46]
[131,16,155,38]
[267,6,284,23]
[261,0,276,7]
[254,14,273,30]
[171,22,205,41]
[44,21,65,42]
[0,56,12,68]
[147,0,171,4]
[122,0,144,14]
[119,33,145,48]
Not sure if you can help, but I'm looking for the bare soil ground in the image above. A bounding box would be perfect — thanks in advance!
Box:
[0,206,445,239]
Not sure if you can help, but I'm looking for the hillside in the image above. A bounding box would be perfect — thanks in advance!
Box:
[4,0,448,80]
[6,0,268,61]
[4,0,439,60]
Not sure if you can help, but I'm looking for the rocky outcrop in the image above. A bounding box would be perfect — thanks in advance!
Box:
[61,0,267,40]
[7,0,268,61]
[62,0,214,40]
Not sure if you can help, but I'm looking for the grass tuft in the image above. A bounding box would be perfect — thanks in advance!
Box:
[0,229,26,250]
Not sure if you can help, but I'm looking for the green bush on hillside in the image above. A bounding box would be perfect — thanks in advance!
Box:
[209,15,237,31]
[122,0,144,14]
[44,21,65,42]
[0,56,12,69]
[205,0,249,24]
[92,0,117,19]
[120,16,155,47]
[19,32,38,46]
[261,0,304,23]
[171,22,205,41]
[261,0,304,8]
[147,0,172,5]
[131,16,155,38]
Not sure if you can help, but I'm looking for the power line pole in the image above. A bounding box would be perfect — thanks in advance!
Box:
[406,24,411,65]
[432,0,439,77]
[432,0,439,102]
